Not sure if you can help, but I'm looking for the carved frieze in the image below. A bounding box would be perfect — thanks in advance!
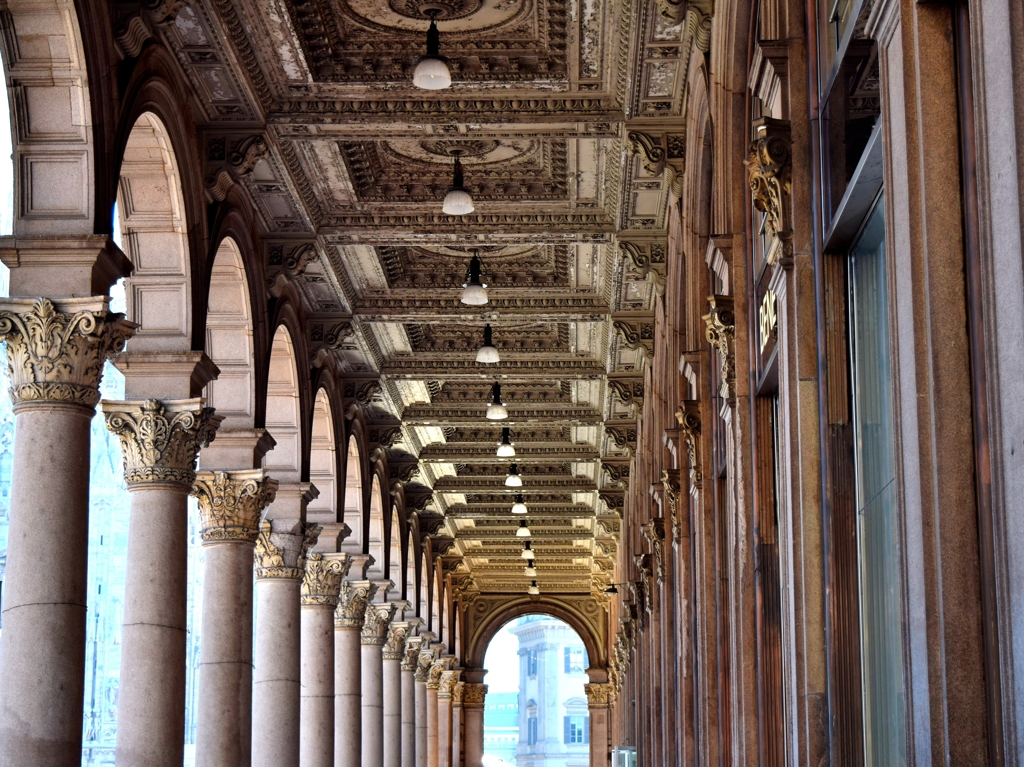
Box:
[101,399,222,488]
[192,470,279,543]
[0,298,136,409]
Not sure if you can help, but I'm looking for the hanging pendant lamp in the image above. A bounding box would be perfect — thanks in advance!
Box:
[520,540,535,560]
[412,11,452,90]
[442,151,474,215]
[460,250,488,305]
[486,381,508,420]
[504,463,523,487]
[496,427,515,457]
[516,519,531,538]
[527,579,540,595]
[476,324,500,363]
[523,563,538,578]
[511,494,528,514]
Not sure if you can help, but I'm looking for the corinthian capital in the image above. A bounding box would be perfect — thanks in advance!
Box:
[101,399,222,487]
[301,552,351,606]
[585,682,613,708]
[702,296,736,400]
[402,636,423,672]
[462,683,488,707]
[191,470,278,543]
[383,621,411,659]
[361,602,398,646]
[254,521,321,580]
[0,297,136,409]
[415,636,437,682]
[335,580,377,628]
[438,669,462,699]
[427,656,451,690]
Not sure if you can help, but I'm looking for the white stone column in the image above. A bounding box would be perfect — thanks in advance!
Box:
[299,553,350,767]
[383,615,412,767]
[100,399,221,767]
[437,669,460,767]
[461,684,487,767]
[401,631,423,767]
[586,683,613,767]
[252,490,320,767]
[0,297,134,766]
[191,470,279,767]
[414,636,436,767]
[361,599,398,767]
[335,579,376,767]
[426,658,444,767]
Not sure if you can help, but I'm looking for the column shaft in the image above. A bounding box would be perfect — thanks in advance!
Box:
[401,667,417,767]
[383,657,403,767]
[300,605,336,767]
[461,685,487,767]
[426,687,439,767]
[415,680,429,767]
[252,577,303,767]
[437,693,452,767]
[335,627,362,767]
[0,404,93,766]
[362,642,386,767]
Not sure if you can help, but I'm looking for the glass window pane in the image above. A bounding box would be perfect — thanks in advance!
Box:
[848,195,907,766]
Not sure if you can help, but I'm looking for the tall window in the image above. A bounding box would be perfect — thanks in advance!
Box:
[848,196,906,764]
[563,715,589,744]
[527,716,538,745]
[526,649,538,677]
[563,645,585,673]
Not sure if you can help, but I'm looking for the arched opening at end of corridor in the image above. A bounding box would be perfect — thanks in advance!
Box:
[482,615,591,767]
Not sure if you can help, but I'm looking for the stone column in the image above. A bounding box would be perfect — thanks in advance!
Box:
[415,636,436,767]
[401,632,423,767]
[426,657,445,767]
[585,683,614,767]
[252,506,320,767]
[437,669,460,767]
[450,681,464,767]
[461,684,487,767]
[0,297,134,766]
[361,600,398,767]
[100,399,221,767]
[383,617,412,767]
[299,553,350,767]
[191,470,279,767]
[335,579,377,767]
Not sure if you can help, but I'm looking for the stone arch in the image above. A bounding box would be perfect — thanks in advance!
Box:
[203,237,256,428]
[116,112,192,351]
[0,1,96,237]
[342,434,364,553]
[367,472,385,578]
[263,324,302,483]
[464,600,605,671]
[307,387,337,526]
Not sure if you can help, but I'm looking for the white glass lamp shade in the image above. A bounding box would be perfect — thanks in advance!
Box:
[504,464,523,487]
[442,187,474,215]
[511,496,528,514]
[476,344,500,363]
[461,282,488,305]
[520,543,535,560]
[496,442,516,457]
[413,56,451,89]
[516,520,531,538]
[523,564,537,577]
[486,402,508,420]
[527,580,540,595]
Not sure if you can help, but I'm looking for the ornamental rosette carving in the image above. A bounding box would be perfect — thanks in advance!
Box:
[584,683,613,707]
[402,636,423,672]
[101,399,222,487]
[383,622,411,660]
[301,553,351,606]
[744,119,793,266]
[462,683,488,707]
[360,602,397,645]
[335,580,377,628]
[702,296,736,400]
[254,521,320,580]
[0,298,136,409]
[191,470,279,543]
[675,400,702,490]
[438,669,461,699]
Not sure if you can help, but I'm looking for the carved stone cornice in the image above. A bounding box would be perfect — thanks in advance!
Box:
[584,682,613,708]
[335,580,378,629]
[254,521,321,580]
[0,298,136,409]
[383,620,411,659]
[402,636,424,672]
[361,602,398,646]
[462,683,488,707]
[641,518,666,581]
[438,669,462,700]
[301,553,351,606]
[744,118,793,267]
[702,296,736,400]
[660,469,683,542]
[191,470,279,544]
[101,399,222,488]
[675,399,702,490]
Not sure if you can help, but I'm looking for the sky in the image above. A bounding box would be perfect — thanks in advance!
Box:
[482,623,521,693]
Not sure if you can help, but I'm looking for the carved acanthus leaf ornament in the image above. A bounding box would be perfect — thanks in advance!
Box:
[702,296,736,400]
[383,621,411,659]
[641,518,666,581]
[335,581,377,628]
[101,399,222,487]
[438,669,462,699]
[302,553,351,606]
[744,119,793,266]
[254,521,321,580]
[191,470,279,543]
[0,298,136,408]
[402,636,423,671]
[660,469,683,541]
[675,399,702,489]
[361,602,398,645]
[462,683,488,707]
[585,682,613,707]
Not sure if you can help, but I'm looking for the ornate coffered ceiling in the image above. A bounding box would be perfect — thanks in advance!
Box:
[143,0,707,597]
